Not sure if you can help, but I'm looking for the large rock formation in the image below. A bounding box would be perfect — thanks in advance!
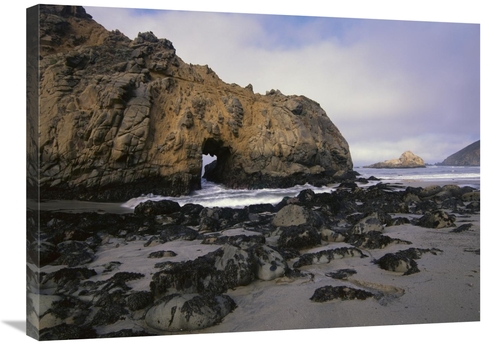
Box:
[437,140,480,166]
[364,151,425,169]
[29,5,353,201]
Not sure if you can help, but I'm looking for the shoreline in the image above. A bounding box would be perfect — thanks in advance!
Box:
[28,177,480,214]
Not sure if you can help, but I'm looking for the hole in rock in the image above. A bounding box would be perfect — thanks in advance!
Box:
[201,138,231,185]
[202,154,217,177]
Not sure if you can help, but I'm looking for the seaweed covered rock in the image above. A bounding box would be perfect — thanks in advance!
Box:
[134,200,181,216]
[310,285,374,302]
[293,247,367,268]
[150,244,255,297]
[346,231,412,250]
[252,245,288,281]
[276,224,322,250]
[415,210,456,229]
[375,248,443,275]
[145,293,236,331]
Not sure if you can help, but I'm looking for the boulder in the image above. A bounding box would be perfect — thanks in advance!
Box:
[134,200,181,216]
[145,293,235,332]
[419,185,443,198]
[350,212,385,234]
[415,210,456,229]
[462,191,480,202]
[54,241,95,267]
[364,151,425,168]
[375,248,443,275]
[272,204,320,228]
[310,285,374,302]
[150,244,255,297]
[276,225,322,250]
[252,245,287,281]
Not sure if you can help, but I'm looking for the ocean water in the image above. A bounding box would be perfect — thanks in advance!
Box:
[121,166,480,210]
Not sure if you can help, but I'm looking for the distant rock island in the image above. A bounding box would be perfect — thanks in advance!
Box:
[28,5,354,201]
[364,151,425,169]
[437,140,480,166]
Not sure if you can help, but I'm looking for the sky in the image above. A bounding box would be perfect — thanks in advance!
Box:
[85,3,480,167]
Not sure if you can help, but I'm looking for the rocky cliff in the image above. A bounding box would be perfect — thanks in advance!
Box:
[437,140,480,166]
[364,151,425,169]
[29,5,353,201]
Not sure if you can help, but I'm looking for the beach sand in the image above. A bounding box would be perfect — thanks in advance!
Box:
[195,213,480,333]
[28,178,482,341]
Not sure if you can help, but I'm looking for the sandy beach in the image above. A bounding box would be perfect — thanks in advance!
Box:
[198,213,480,333]
[26,177,481,341]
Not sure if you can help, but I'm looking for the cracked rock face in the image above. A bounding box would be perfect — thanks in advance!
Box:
[31,5,353,201]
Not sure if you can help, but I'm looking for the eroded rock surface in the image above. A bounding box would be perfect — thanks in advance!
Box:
[32,5,353,201]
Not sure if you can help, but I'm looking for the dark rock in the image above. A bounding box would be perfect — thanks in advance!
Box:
[91,303,129,326]
[54,240,95,267]
[413,199,438,214]
[350,212,385,234]
[440,198,464,211]
[320,228,349,243]
[293,247,367,268]
[276,224,322,250]
[415,210,456,228]
[40,267,97,294]
[337,181,358,191]
[419,185,443,198]
[465,201,480,213]
[150,245,255,297]
[389,217,411,226]
[144,235,163,247]
[180,203,204,226]
[310,285,374,302]
[39,323,97,340]
[160,225,199,241]
[247,203,275,214]
[126,291,154,311]
[325,269,357,280]
[271,246,301,260]
[134,200,181,216]
[145,293,236,331]
[198,207,248,232]
[346,231,412,249]
[451,223,474,233]
[201,233,265,248]
[297,188,317,203]
[375,248,442,275]
[148,250,177,259]
[375,252,420,275]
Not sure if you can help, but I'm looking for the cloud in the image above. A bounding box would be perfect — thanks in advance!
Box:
[87,6,480,166]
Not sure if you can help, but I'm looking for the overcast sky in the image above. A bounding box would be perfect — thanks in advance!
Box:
[85,4,480,167]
